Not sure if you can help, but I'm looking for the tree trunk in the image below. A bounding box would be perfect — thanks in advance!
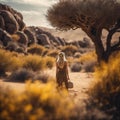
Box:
[0,69,6,76]
[88,28,107,63]
[82,27,111,64]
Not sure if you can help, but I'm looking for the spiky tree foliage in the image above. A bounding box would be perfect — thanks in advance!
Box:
[47,0,120,63]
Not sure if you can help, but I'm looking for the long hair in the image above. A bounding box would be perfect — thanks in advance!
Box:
[56,52,67,68]
[57,52,67,62]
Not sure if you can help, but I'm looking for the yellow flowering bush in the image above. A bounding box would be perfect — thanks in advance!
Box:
[0,49,22,75]
[90,52,120,114]
[0,81,76,120]
[22,55,46,71]
[43,56,55,69]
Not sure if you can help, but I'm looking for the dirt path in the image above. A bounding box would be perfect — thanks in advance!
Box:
[0,68,93,104]
[46,67,93,103]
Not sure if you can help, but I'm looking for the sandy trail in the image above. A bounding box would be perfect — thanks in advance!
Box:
[46,67,93,103]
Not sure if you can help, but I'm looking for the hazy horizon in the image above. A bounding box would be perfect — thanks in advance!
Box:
[0,0,58,28]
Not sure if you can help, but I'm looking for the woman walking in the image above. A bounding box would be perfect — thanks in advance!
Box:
[56,52,70,89]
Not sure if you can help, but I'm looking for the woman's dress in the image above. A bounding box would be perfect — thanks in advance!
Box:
[56,61,68,89]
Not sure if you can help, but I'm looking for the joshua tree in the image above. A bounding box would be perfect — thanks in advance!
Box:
[47,0,120,63]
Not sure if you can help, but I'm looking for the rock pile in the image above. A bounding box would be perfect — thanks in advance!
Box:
[0,3,93,54]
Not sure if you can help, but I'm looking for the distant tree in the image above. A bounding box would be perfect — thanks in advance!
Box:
[47,0,120,63]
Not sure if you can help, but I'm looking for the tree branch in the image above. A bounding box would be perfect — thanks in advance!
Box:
[111,37,120,52]
[116,29,120,32]
[106,19,120,51]
[111,47,120,52]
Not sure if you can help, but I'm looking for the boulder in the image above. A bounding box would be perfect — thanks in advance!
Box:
[74,52,81,58]
[0,29,12,46]
[0,3,23,20]
[14,14,25,31]
[70,41,80,48]
[0,10,19,34]
[56,37,66,46]
[0,3,25,33]
[37,34,51,46]
[78,37,91,48]
[15,31,28,46]
[0,15,5,29]
[24,28,37,46]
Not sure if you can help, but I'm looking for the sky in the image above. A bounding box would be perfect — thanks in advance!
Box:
[0,0,58,28]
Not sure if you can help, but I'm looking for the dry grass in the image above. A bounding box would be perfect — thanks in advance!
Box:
[90,52,120,118]
[27,45,46,56]
[70,51,97,72]
[46,49,59,58]
[0,81,76,120]
[0,49,22,75]
[43,56,55,69]
[22,55,46,71]
[61,45,78,56]
[77,51,96,63]
[0,49,56,77]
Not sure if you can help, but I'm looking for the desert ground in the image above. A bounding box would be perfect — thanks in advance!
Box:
[0,67,93,105]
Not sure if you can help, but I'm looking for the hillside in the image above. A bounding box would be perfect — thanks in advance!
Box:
[39,26,120,43]
[39,27,88,42]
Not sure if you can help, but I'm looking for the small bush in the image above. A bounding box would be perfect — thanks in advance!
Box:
[33,72,51,83]
[76,51,97,72]
[28,45,46,56]
[47,50,59,58]
[61,45,78,56]
[0,49,22,75]
[44,56,55,69]
[70,62,82,72]
[78,51,96,63]
[23,55,45,71]
[7,68,34,82]
[83,60,96,72]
